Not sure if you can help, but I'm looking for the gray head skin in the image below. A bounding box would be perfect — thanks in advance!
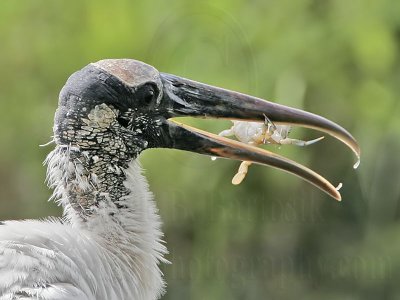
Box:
[55,59,164,154]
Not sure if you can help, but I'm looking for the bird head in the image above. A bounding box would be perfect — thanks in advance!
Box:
[55,59,360,200]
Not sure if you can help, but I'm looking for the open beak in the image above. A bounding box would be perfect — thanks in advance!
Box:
[155,73,360,201]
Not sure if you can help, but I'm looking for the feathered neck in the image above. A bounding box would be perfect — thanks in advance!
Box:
[45,144,168,299]
[44,144,164,239]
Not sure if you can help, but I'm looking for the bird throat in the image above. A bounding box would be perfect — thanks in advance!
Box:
[46,145,133,221]
[47,104,139,223]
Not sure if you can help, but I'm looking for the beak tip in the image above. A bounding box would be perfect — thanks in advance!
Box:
[353,156,361,169]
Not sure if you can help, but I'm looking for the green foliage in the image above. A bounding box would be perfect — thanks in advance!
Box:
[0,0,399,299]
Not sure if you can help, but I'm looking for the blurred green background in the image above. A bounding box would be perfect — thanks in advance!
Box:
[1,0,399,299]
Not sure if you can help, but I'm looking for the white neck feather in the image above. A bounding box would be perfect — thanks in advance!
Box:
[45,145,168,299]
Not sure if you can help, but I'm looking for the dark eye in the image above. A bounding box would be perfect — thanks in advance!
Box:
[137,83,158,107]
[144,89,155,105]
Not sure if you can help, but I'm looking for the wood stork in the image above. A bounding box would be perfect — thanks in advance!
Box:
[0,59,360,299]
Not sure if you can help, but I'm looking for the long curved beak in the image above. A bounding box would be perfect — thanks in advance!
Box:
[156,73,360,201]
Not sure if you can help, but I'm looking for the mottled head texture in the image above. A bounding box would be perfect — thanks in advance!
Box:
[55,59,165,153]
[47,60,166,221]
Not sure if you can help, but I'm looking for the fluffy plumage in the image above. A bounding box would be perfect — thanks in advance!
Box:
[0,159,167,300]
